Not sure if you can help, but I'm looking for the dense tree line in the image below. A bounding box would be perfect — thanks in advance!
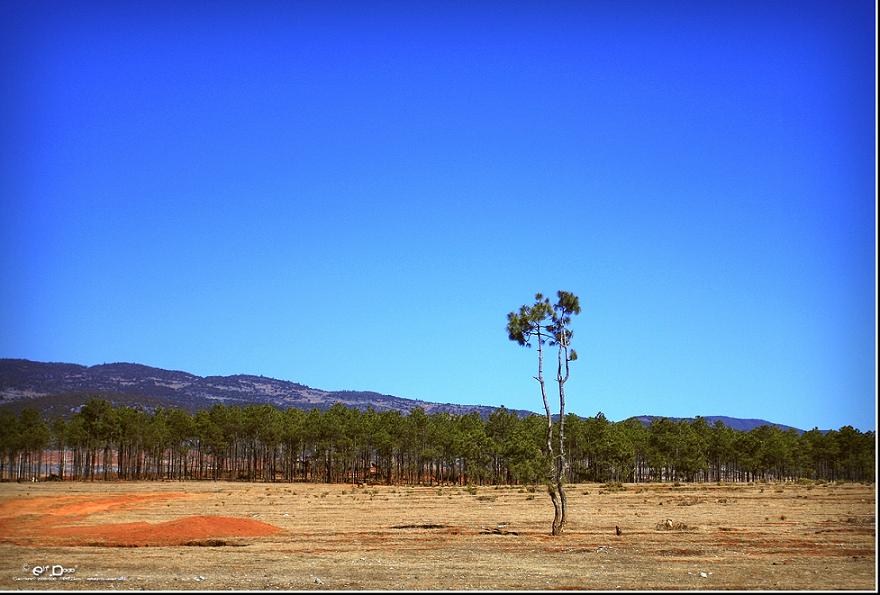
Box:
[0,400,874,484]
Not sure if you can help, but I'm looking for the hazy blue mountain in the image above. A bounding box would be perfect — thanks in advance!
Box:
[1,359,811,432]
[627,414,808,434]
[0,358,531,418]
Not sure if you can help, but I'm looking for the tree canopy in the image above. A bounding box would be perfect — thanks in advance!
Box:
[2,399,870,485]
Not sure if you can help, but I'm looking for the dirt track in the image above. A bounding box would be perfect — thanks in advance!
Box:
[0,481,875,590]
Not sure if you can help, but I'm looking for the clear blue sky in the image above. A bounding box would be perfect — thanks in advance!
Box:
[1,1,875,431]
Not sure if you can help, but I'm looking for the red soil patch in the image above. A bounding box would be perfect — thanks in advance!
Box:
[49,514,280,546]
[0,493,281,547]
[0,493,179,518]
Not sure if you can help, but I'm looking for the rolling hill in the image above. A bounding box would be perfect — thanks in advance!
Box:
[0,358,532,419]
[626,415,808,434]
[1,359,811,432]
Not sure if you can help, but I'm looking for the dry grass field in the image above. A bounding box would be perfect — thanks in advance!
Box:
[0,480,875,591]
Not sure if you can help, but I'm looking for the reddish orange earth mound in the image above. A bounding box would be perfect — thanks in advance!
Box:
[0,493,282,547]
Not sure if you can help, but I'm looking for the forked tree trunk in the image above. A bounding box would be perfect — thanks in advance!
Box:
[556,329,571,534]
[535,328,562,535]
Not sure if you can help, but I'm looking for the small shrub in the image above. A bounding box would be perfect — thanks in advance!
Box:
[465,486,478,495]
[525,495,535,501]
[655,519,690,531]
[845,515,875,526]
[476,495,497,502]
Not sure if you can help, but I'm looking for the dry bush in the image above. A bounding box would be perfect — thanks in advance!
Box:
[655,518,692,531]
[676,496,700,506]
[845,515,875,526]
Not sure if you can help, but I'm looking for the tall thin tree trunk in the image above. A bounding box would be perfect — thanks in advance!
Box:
[556,328,570,534]
[536,328,562,535]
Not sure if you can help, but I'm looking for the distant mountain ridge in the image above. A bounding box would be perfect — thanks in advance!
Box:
[1,359,810,432]
[626,415,808,435]
[0,358,532,419]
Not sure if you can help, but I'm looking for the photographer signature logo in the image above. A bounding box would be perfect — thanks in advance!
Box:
[28,564,76,578]
[15,564,124,583]
[15,563,76,581]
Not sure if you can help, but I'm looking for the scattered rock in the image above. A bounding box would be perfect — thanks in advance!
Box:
[699,572,708,578]
[314,577,323,584]
[195,576,206,582]
[480,527,518,535]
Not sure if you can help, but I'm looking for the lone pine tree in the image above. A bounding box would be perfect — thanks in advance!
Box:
[506,290,581,536]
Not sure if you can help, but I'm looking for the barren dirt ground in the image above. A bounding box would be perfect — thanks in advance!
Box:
[0,480,875,591]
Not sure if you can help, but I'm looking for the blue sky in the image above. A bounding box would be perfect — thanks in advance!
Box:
[1,1,875,431]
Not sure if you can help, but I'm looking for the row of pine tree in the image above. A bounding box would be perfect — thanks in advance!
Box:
[0,399,873,484]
